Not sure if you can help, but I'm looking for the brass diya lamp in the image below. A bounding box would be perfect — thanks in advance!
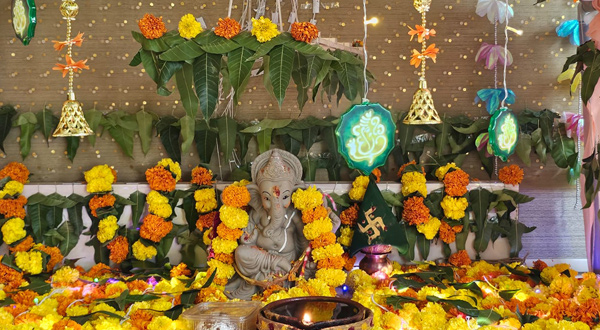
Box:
[258,297,373,330]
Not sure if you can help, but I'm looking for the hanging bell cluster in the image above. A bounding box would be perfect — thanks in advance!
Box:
[404,77,442,125]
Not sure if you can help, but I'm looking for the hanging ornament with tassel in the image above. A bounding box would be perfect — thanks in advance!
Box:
[52,0,93,137]
[404,0,442,125]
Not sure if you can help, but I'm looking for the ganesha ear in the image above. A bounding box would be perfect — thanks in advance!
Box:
[247,183,262,210]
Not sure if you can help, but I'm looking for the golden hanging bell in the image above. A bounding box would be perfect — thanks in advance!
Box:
[53,92,93,137]
[403,77,442,125]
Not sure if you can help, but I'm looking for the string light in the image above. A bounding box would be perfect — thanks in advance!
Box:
[362,0,370,101]
[506,26,523,36]
[364,17,379,26]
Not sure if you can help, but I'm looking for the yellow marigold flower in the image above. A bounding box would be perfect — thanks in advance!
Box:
[149,202,173,218]
[312,243,344,262]
[435,162,458,180]
[84,165,115,193]
[157,158,182,182]
[346,269,376,290]
[132,240,157,260]
[207,259,236,279]
[66,304,89,317]
[292,186,323,211]
[195,188,218,213]
[353,175,370,188]
[203,228,213,245]
[52,266,79,284]
[3,180,24,195]
[211,237,238,254]
[97,215,119,243]
[266,291,291,304]
[251,16,280,43]
[417,217,441,240]
[549,275,576,296]
[0,289,5,301]
[315,268,347,287]
[414,302,447,330]
[348,186,366,202]
[1,217,26,245]
[303,218,333,241]
[105,281,128,298]
[148,315,175,330]
[15,250,43,275]
[381,312,404,330]
[219,205,249,229]
[0,308,14,324]
[441,196,468,220]
[401,171,428,197]
[338,226,354,247]
[147,190,168,206]
[178,14,203,39]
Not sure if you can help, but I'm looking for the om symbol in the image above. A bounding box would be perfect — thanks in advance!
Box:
[346,110,388,166]
[498,115,517,151]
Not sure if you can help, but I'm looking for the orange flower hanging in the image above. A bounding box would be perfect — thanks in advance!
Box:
[221,185,251,208]
[439,221,456,244]
[317,256,346,270]
[89,194,116,218]
[196,212,216,231]
[410,44,439,68]
[291,22,319,43]
[107,236,129,264]
[191,166,214,186]
[302,206,329,224]
[443,169,470,197]
[214,252,235,265]
[214,17,241,39]
[53,55,90,78]
[310,232,337,249]
[340,204,359,226]
[499,165,524,185]
[9,236,34,253]
[402,196,430,226]
[138,13,167,39]
[216,223,243,241]
[0,162,30,184]
[52,32,85,52]
[408,25,436,43]
[35,244,63,272]
[140,214,173,242]
[145,166,176,192]
[0,195,27,219]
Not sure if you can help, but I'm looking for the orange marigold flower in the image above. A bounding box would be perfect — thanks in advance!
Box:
[130,309,153,330]
[317,256,346,270]
[9,235,34,253]
[127,280,149,294]
[34,244,63,272]
[533,259,548,271]
[146,166,177,192]
[443,169,470,197]
[196,212,216,231]
[452,225,463,233]
[396,161,425,179]
[310,232,337,249]
[214,17,241,39]
[302,206,329,224]
[371,168,382,183]
[448,250,471,267]
[85,263,112,278]
[52,319,82,330]
[110,168,118,183]
[170,263,192,278]
[0,261,24,291]
[140,214,173,242]
[4,304,28,317]
[214,252,235,265]
[107,236,129,264]
[12,290,38,307]
[402,196,430,226]
[89,194,116,218]
[290,21,319,43]
[340,204,359,226]
[216,223,243,241]
[14,313,43,325]
[0,195,27,219]
[138,13,167,39]
[0,162,30,184]
[439,221,456,244]
[221,185,251,208]
[342,254,356,271]
[498,165,524,186]
[191,166,214,186]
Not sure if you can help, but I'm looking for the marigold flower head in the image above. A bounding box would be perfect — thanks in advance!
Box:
[439,221,456,244]
[343,254,357,271]
[251,16,280,43]
[311,231,337,249]
[435,162,458,181]
[211,237,238,254]
[0,195,27,219]
[15,250,43,275]
[178,13,203,39]
[3,180,24,196]
[302,206,329,224]
[191,166,214,186]
[0,162,30,184]
[1,217,26,245]
[214,252,234,265]
[0,260,24,291]
[449,250,472,267]
[84,165,116,193]
[443,169,470,197]
[138,13,167,40]
[340,204,359,226]
[337,226,354,247]
[157,158,182,182]
[221,184,251,208]
[12,290,38,307]
[196,211,216,231]
[397,160,417,179]
[148,202,173,218]
[97,215,119,243]
[214,17,241,39]
[33,244,63,272]
[499,165,524,186]
[402,196,430,226]
[303,218,333,241]
[146,166,177,192]
[291,21,319,43]
[195,188,218,213]
[52,266,80,284]
[311,243,344,262]
[83,263,111,278]
[107,236,129,264]
[140,214,173,242]
[207,259,235,280]
[219,205,249,229]
[170,263,192,278]
[132,240,157,261]
[401,171,428,197]
[348,186,366,202]
[317,256,346,270]
[417,217,441,240]
[216,223,243,241]
[292,186,323,211]
[89,194,116,218]
[441,196,468,220]
[9,235,34,253]
[315,268,347,287]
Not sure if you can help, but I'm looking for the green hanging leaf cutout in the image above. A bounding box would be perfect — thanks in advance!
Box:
[14,112,37,160]
[157,116,182,163]
[227,47,256,104]
[66,137,80,162]
[176,62,199,118]
[180,115,195,153]
[36,108,59,145]
[269,45,295,107]
[84,109,103,146]
[136,110,155,155]
[193,53,222,119]
[551,132,576,169]
[217,115,237,162]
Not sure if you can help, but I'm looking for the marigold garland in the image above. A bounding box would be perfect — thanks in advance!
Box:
[499,164,524,186]
[290,21,319,43]
[0,195,27,219]
[402,196,430,226]
[107,236,129,264]
[196,211,216,231]
[449,250,472,267]
[221,185,251,208]
[311,232,337,249]
[214,17,241,39]
[34,244,63,272]
[1,217,26,245]
[140,214,173,243]
[132,240,157,261]
[145,166,177,192]
[138,13,167,40]
[340,204,359,226]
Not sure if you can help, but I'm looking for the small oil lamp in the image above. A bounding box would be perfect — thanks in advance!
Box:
[301,313,312,326]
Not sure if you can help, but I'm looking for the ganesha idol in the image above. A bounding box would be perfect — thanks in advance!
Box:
[225,149,340,300]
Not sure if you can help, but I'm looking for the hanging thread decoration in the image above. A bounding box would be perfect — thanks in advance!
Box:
[52,0,93,137]
[404,0,442,125]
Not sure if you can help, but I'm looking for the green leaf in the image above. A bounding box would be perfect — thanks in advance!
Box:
[257,129,273,154]
[292,53,310,110]
[280,134,302,156]
[228,47,256,103]
[551,133,576,169]
[287,40,339,60]
[386,295,418,309]
[269,45,295,107]
[435,117,451,156]
[139,50,162,84]
[0,105,17,153]
[129,191,147,229]
[452,118,488,134]
[502,263,541,284]
[507,221,536,257]
[474,217,495,254]
[539,110,560,151]
[197,31,241,54]
[582,52,600,103]
[331,61,360,102]
[217,115,238,162]
[136,110,155,155]
[129,50,142,66]
[66,137,80,162]
[499,289,520,301]
[157,61,184,96]
[56,220,80,256]
[451,282,483,297]
[132,31,172,52]
[531,128,547,164]
[195,124,218,163]
[107,126,135,158]
[159,39,206,61]
[241,119,293,133]
[179,115,195,153]
[36,108,59,144]
[176,62,199,118]
[502,189,535,205]
[382,192,403,206]
[469,188,492,229]
[193,53,222,119]
[26,202,45,242]
[84,109,103,146]
[71,311,124,325]
[247,33,293,61]
[416,233,430,260]
[516,133,532,166]
[232,31,262,51]
[157,116,182,163]
[23,276,52,294]
[301,156,319,181]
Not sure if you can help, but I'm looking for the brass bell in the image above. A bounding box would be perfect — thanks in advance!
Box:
[53,92,93,137]
[403,77,442,125]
